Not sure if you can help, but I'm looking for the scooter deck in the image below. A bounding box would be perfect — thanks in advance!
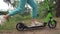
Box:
[27,25,44,28]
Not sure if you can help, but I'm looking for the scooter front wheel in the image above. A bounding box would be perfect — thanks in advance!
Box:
[48,20,57,29]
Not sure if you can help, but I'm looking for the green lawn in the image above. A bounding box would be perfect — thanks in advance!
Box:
[0,14,44,30]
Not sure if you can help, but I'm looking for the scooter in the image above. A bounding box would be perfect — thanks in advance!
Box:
[16,0,57,31]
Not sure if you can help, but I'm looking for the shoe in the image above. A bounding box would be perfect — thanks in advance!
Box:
[33,21,43,26]
[28,22,36,27]
[0,15,6,25]
[28,21,43,27]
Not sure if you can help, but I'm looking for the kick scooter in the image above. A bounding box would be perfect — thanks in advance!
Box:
[16,0,57,31]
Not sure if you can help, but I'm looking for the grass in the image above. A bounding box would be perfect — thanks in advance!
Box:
[0,14,44,30]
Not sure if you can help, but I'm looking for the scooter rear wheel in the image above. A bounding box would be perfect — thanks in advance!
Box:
[16,23,25,31]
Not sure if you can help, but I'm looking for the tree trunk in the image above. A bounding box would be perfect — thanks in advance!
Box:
[56,0,60,17]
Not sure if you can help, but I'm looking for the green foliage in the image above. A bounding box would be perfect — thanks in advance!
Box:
[37,0,56,18]
[0,11,8,15]
[38,1,47,18]
[12,1,19,7]
[18,7,31,16]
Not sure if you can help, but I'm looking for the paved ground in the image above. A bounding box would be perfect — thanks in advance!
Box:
[0,18,60,34]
